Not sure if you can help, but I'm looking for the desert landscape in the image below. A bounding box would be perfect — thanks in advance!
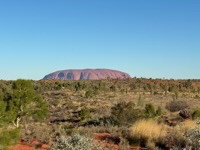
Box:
[1,70,200,149]
[1,0,199,149]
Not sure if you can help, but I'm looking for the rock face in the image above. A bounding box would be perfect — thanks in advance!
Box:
[43,69,131,80]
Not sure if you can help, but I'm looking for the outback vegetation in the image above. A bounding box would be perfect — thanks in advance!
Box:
[0,78,200,149]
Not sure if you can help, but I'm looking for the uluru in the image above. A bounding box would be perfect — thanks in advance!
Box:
[42,69,131,80]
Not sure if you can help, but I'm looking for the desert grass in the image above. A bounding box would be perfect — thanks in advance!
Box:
[131,119,168,149]
[131,119,168,141]
[172,119,197,137]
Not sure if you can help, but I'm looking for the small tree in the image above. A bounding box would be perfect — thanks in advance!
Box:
[3,79,48,128]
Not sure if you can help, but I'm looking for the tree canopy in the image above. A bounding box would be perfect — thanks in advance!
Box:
[0,79,48,128]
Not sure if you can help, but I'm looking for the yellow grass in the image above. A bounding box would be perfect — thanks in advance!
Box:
[177,119,197,134]
[131,119,168,141]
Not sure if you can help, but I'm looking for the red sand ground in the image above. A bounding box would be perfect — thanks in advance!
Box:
[10,133,146,150]
[10,140,49,150]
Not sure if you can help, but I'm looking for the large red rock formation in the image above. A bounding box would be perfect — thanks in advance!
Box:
[43,69,131,80]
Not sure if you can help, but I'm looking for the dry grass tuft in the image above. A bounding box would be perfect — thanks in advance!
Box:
[131,119,168,141]
[176,119,197,134]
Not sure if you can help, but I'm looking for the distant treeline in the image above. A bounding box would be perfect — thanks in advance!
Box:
[1,78,200,95]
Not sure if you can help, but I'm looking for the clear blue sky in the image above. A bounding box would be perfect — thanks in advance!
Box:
[0,0,200,80]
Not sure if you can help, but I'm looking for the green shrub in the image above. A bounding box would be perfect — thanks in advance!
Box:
[79,108,91,121]
[111,101,144,126]
[192,110,200,120]
[85,90,93,98]
[156,106,162,116]
[0,128,20,149]
[145,103,156,118]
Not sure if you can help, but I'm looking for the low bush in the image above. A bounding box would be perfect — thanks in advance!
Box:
[192,109,200,120]
[53,134,101,150]
[145,104,156,118]
[145,104,162,118]
[111,101,144,126]
[186,121,200,150]
[0,128,20,149]
[166,100,189,112]
[79,108,91,121]
[163,120,196,149]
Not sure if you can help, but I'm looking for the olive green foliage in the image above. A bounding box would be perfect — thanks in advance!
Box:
[85,90,94,98]
[145,103,162,118]
[145,104,156,118]
[79,108,91,121]
[192,110,200,120]
[156,106,162,116]
[111,101,144,126]
[0,100,6,125]
[85,87,99,98]
[0,79,48,128]
[0,128,20,149]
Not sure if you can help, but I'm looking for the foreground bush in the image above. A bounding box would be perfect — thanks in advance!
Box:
[186,121,200,150]
[0,128,20,149]
[53,134,101,150]
[164,120,196,149]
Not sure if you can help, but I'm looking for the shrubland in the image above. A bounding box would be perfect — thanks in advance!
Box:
[0,78,200,149]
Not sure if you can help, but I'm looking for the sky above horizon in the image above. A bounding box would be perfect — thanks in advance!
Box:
[0,0,200,80]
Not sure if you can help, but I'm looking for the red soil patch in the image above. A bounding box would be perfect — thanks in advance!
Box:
[9,139,49,150]
[94,133,147,150]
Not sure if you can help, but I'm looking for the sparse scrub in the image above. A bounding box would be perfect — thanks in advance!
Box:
[53,134,101,150]
[186,121,200,150]
[0,78,200,149]
[163,120,196,149]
